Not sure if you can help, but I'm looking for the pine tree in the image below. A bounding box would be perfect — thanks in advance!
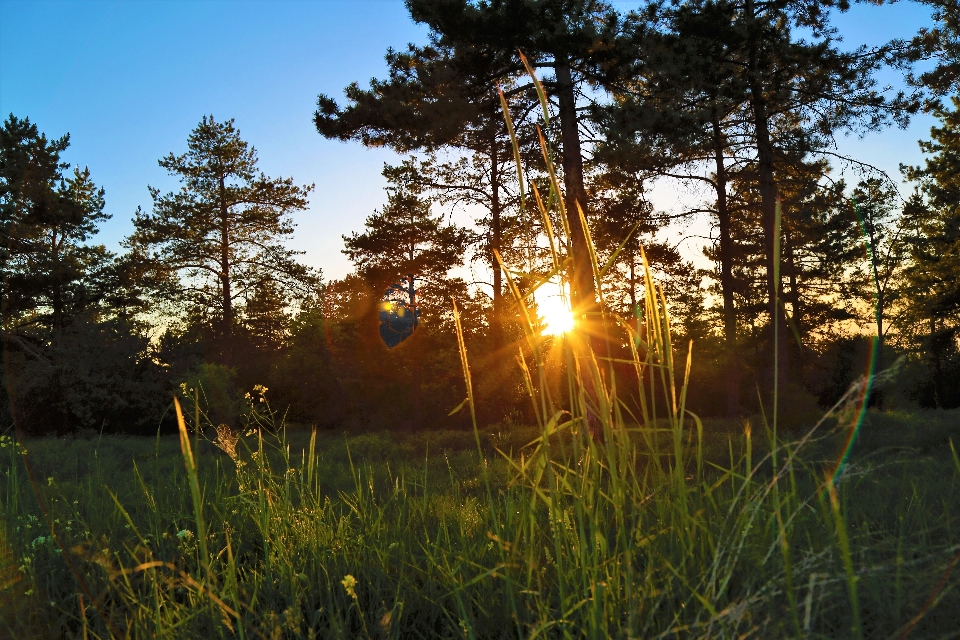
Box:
[612,0,914,392]
[902,96,960,406]
[343,178,469,291]
[343,167,470,427]
[315,40,536,347]
[127,116,318,357]
[243,280,292,351]
[595,1,755,416]
[846,177,909,389]
[0,114,113,336]
[404,0,635,320]
[0,115,167,433]
[733,0,914,386]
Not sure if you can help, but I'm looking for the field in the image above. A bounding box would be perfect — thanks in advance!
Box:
[2,404,959,638]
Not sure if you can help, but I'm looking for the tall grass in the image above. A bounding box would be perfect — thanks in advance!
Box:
[2,74,960,638]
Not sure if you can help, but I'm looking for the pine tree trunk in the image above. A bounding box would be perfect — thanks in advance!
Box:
[554,61,595,313]
[409,275,422,429]
[51,226,64,336]
[871,232,885,409]
[216,169,237,371]
[555,59,604,443]
[744,2,789,393]
[712,113,740,419]
[931,317,944,408]
[219,173,233,356]
[490,115,503,348]
[785,230,806,386]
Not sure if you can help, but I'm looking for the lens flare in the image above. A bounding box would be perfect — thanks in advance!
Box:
[827,198,881,486]
[827,335,878,486]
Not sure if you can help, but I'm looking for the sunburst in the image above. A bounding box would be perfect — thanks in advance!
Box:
[537,294,575,336]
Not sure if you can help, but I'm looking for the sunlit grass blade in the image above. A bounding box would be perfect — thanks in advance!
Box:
[174,397,211,588]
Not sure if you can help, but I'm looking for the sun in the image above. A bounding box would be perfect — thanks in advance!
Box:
[537,294,575,336]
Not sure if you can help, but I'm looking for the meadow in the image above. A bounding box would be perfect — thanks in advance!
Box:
[2,366,960,638]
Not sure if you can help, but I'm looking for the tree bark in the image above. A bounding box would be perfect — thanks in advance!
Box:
[218,171,233,345]
[744,0,789,391]
[408,274,422,429]
[554,61,596,313]
[930,317,944,408]
[555,59,604,442]
[711,113,740,419]
[490,112,504,348]
[50,226,63,336]
[869,225,885,408]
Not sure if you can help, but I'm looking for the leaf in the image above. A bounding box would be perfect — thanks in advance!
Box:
[448,397,470,416]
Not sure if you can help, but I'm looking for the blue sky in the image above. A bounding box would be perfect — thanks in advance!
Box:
[0,0,937,280]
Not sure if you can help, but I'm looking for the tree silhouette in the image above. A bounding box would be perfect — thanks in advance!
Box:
[127,116,318,358]
[0,114,113,336]
[343,167,470,427]
[902,96,960,406]
[315,40,535,348]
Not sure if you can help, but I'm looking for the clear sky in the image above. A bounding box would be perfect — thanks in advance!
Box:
[0,0,938,280]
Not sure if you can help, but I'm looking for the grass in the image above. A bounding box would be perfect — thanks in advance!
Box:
[1,407,959,638]
[3,69,960,639]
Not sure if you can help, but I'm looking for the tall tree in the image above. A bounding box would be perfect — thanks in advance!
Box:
[127,116,318,357]
[734,0,913,386]
[343,177,470,290]
[1,115,166,434]
[243,279,292,351]
[614,0,914,391]
[902,96,960,406]
[403,0,633,322]
[596,1,755,416]
[0,114,113,336]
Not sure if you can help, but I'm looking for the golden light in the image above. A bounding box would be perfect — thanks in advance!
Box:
[383,301,407,317]
[537,294,575,336]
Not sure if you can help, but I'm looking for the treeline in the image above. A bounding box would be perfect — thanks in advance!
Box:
[3,0,960,435]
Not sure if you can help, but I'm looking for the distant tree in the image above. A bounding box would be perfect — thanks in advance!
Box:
[243,280,292,351]
[846,178,909,385]
[127,116,319,358]
[343,167,470,427]
[268,306,344,427]
[1,317,168,434]
[385,151,529,346]
[589,169,657,315]
[343,179,469,293]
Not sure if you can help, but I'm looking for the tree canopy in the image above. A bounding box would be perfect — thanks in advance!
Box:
[126,116,319,354]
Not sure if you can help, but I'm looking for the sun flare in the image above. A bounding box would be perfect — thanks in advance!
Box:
[538,295,575,336]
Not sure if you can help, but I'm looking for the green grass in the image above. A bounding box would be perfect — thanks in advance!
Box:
[1,407,959,638]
